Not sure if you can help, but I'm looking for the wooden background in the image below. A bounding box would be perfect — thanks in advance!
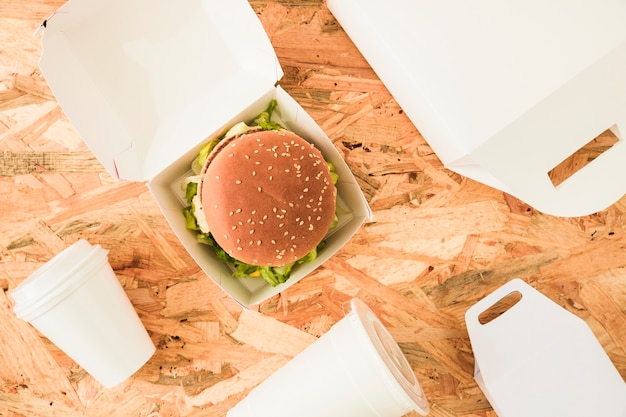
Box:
[1,1,625,416]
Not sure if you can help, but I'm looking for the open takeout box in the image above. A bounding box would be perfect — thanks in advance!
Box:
[465,279,626,417]
[38,0,371,306]
[328,0,626,217]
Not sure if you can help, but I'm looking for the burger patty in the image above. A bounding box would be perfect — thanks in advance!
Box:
[200,129,337,266]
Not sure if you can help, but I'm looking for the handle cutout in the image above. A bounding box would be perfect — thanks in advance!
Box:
[548,125,621,188]
[478,290,522,325]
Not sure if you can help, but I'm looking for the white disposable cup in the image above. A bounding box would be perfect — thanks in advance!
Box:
[227,298,429,417]
[11,239,155,388]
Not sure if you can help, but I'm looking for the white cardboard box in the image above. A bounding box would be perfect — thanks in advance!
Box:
[38,0,371,306]
[328,0,626,217]
[465,279,626,417]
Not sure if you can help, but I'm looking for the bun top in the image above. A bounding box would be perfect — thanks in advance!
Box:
[200,129,336,266]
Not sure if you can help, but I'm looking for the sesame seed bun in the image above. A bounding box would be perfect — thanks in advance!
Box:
[200,129,336,266]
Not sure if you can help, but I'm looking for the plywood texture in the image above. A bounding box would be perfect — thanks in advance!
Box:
[1,1,625,416]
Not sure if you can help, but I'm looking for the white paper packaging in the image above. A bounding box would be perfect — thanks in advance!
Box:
[465,279,626,417]
[12,240,156,388]
[38,0,372,306]
[227,298,429,417]
[328,0,626,217]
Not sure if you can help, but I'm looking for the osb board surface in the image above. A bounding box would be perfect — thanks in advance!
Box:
[1,1,625,416]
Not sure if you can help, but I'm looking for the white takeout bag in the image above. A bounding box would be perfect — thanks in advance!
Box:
[465,279,626,417]
[38,0,371,306]
[328,0,626,217]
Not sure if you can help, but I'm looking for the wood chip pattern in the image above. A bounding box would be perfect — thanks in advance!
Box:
[1,1,624,416]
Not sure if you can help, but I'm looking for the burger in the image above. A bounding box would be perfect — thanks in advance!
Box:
[182,100,339,286]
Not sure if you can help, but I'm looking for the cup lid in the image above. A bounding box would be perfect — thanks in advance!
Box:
[350,298,430,416]
[11,239,108,320]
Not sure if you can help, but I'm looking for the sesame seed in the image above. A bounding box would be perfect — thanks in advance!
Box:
[291,235,296,240]
[229,211,234,216]
[235,180,242,184]
[279,223,284,228]
[309,225,314,231]
[216,175,220,179]
[271,240,276,244]
[250,229,255,234]
[237,247,243,251]
[252,171,256,176]
[303,188,309,192]
[257,240,262,245]
[224,234,228,239]
[236,208,242,213]
[258,186,262,192]
[284,231,289,236]
[299,221,304,226]
[245,155,250,159]
[252,210,257,214]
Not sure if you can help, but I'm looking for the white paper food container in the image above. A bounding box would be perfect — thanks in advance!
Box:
[328,0,626,217]
[465,279,626,417]
[11,239,156,388]
[38,0,371,306]
[227,298,429,417]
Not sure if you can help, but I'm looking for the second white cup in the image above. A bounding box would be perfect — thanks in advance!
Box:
[11,239,155,388]
[227,298,430,417]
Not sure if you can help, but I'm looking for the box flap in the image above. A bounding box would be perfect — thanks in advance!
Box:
[39,0,282,181]
[328,0,626,216]
[465,279,626,417]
